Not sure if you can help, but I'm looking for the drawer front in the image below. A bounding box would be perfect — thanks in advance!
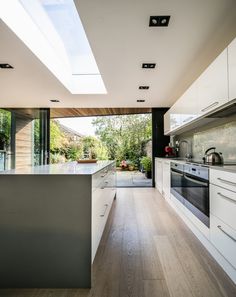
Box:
[210,214,236,269]
[210,184,236,230]
[210,169,236,193]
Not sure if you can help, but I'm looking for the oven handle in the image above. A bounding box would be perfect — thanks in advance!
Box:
[184,174,208,186]
[171,170,183,176]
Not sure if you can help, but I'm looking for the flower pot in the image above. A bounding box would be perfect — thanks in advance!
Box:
[145,171,152,179]
[128,165,134,171]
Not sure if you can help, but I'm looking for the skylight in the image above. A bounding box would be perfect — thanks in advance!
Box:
[0,0,106,94]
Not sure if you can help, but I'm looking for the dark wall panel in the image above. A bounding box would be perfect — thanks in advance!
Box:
[152,108,170,187]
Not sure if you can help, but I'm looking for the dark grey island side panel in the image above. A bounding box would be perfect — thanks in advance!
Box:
[0,174,92,288]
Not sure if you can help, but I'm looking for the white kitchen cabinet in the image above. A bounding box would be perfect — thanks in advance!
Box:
[169,99,183,131]
[210,214,236,269]
[197,49,228,115]
[178,81,199,125]
[92,162,116,261]
[210,168,236,272]
[228,37,236,101]
[210,169,236,193]
[164,110,170,135]
[155,158,163,194]
[210,184,236,230]
[162,160,171,199]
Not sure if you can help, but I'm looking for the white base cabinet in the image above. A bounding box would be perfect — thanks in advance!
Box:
[92,162,116,262]
[155,158,163,194]
[155,160,236,284]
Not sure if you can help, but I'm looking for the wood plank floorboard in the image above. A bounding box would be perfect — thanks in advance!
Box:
[0,188,235,297]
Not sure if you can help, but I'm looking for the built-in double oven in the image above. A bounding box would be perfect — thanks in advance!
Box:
[170,162,209,227]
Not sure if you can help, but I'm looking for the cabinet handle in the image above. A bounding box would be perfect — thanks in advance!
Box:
[217,192,236,204]
[217,178,236,187]
[217,225,236,242]
[201,101,219,112]
[100,204,108,217]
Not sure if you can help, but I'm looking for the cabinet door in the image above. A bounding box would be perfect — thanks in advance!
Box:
[162,161,170,199]
[197,49,228,115]
[179,81,199,125]
[228,37,236,101]
[164,110,170,135]
[155,159,163,194]
[169,100,183,131]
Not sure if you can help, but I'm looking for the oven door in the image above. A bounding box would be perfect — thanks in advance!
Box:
[170,166,184,203]
[182,173,209,227]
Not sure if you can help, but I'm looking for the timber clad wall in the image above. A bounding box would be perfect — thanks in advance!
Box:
[15,115,33,168]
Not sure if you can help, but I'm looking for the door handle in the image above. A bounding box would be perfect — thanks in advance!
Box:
[201,101,219,112]
[217,192,236,204]
[100,204,108,217]
[217,178,236,187]
[184,174,208,186]
[217,225,236,242]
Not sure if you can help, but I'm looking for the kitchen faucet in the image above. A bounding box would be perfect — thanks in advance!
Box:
[177,139,192,160]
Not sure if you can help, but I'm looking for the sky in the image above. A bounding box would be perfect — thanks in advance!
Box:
[58,117,96,136]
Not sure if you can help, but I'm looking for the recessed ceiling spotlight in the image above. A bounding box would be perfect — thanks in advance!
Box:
[139,86,149,90]
[0,63,14,69]
[50,99,60,103]
[149,16,170,27]
[142,63,156,69]
[137,99,145,103]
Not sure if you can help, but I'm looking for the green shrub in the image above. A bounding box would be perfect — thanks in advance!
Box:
[140,156,152,172]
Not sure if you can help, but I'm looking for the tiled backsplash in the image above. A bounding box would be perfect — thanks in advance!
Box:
[174,117,236,162]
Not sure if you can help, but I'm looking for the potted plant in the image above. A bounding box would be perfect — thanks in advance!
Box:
[140,156,152,178]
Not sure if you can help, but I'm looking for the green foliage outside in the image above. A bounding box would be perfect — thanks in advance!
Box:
[0,109,11,150]
[140,156,152,172]
[50,114,151,167]
[92,114,152,167]
[50,121,108,163]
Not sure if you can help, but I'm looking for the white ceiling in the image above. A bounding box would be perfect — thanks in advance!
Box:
[0,0,236,108]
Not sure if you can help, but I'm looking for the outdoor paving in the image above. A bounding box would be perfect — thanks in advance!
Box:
[116,170,152,187]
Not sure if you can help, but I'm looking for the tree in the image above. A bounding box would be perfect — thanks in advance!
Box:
[0,109,11,150]
[82,136,108,160]
[92,114,152,165]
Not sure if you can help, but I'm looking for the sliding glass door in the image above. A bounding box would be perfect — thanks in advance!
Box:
[0,108,50,171]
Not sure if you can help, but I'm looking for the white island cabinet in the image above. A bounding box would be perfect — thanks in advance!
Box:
[0,161,116,288]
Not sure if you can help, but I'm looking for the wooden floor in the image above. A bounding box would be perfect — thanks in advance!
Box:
[1,188,236,297]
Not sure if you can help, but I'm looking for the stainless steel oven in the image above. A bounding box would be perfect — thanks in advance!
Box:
[171,162,209,227]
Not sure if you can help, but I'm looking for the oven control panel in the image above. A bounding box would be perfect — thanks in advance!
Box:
[184,163,209,180]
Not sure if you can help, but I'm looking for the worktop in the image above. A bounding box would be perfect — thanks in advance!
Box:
[155,157,236,173]
[1,160,114,175]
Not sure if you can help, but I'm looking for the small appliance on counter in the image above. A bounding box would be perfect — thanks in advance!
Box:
[165,143,175,157]
[202,147,223,165]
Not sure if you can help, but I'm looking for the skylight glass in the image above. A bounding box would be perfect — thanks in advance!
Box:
[0,0,106,94]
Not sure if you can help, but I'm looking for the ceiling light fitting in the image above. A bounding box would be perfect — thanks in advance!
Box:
[50,99,60,103]
[137,99,145,103]
[0,63,14,69]
[139,86,149,90]
[149,16,170,27]
[142,63,156,69]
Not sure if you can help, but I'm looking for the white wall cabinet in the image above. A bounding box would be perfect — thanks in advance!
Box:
[164,38,236,135]
[155,158,163,194]
[228,37,236,101]
[197,49,228,115]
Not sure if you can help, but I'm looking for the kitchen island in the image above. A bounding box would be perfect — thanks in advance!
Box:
[0,161,116,288]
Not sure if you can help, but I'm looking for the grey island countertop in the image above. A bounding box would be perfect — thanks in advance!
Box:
[0,160,115,175]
